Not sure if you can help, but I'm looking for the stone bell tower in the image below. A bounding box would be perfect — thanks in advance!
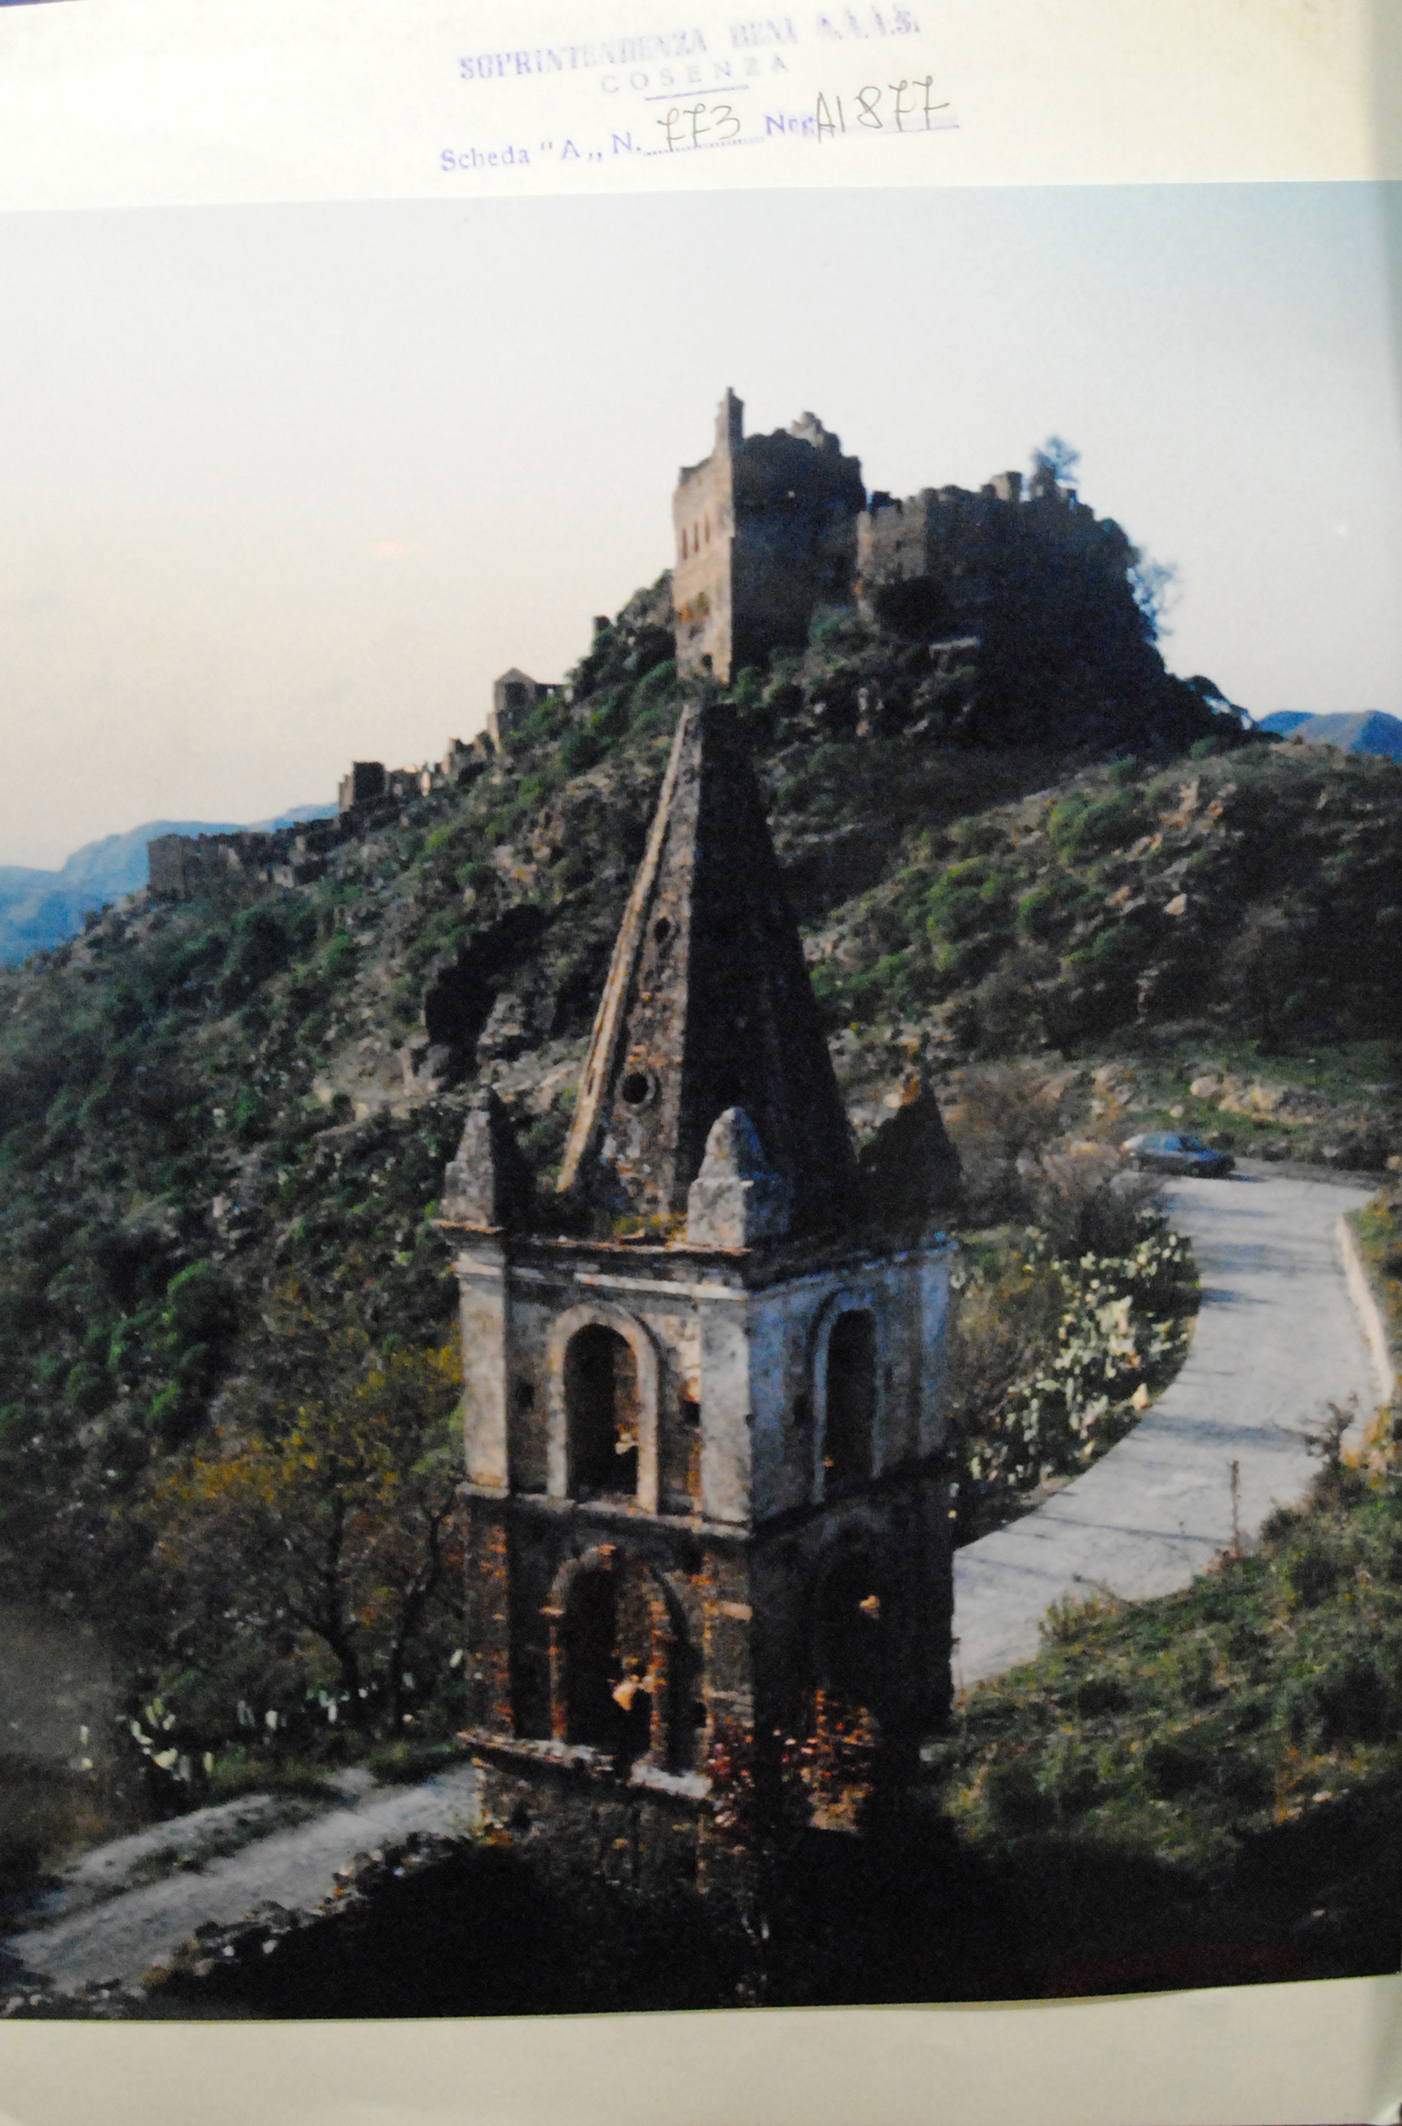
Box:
[443,702,958,1875]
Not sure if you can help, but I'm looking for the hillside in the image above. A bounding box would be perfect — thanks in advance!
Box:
[0,807,336,965]
[0,584,1397,1864]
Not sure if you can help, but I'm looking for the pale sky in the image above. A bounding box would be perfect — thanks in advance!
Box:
[0,181,1398,869]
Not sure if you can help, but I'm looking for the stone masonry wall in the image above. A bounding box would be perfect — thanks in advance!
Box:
[673,400,737,678]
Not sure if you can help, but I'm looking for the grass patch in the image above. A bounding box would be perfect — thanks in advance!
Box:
[928,1393,1402,1990]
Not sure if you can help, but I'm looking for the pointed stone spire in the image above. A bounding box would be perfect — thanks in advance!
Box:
[558,702,856,1239]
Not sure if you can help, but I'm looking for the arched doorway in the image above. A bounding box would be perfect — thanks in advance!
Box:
[559,1563,652,1760]
[816,1551,887,1713]
[802,1549,888,1833]
[565,1324,639,1498]
[561,1564,625,1749]
[823,1308,876,1497]
[550,1553,702,1772]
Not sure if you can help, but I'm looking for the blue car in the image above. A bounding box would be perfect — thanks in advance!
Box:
[1123,1130,1235,1177]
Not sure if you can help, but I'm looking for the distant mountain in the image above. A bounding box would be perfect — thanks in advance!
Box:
[1256,709,1402,760]
[1257,711,1312,735]
[0,805,336,965]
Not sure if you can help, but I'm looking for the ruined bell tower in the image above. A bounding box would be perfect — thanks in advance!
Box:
[442,702,957,1880]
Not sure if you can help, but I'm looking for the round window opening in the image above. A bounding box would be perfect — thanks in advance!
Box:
[620,1071,653,1107]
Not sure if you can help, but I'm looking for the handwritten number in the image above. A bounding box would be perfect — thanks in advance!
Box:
[657,100,742,151]
[815,91,848,141]
[916,75,949,128]
[816,74,948,139]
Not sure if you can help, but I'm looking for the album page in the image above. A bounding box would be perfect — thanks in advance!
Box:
[0,5,1398,2123]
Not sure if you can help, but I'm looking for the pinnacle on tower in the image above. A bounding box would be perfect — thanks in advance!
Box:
[557,702,857,1239]
[443,1088,535,1229]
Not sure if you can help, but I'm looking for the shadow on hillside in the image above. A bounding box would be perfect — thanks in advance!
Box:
[136,1779,1402,2019]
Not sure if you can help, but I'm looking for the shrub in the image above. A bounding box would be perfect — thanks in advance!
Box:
[1143,1735,1214,1799]
[950,1221,1196,1538]
[323,931,357,981]
[1284,1647,1394,1748]
[558,727,604,777]
[982,1752,1055,1833]
[216,904,315,1012]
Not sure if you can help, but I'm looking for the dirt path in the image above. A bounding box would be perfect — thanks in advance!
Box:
[4,1767,480,1997]
[952,1168,1383,1688]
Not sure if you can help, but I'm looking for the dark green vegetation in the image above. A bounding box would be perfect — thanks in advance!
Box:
[0,504,1398,1927]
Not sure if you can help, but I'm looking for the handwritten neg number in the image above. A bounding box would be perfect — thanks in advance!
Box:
[815,76,949,139]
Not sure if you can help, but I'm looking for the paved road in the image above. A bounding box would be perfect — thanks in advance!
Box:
[5,1766,480,1996]
[952,1169,1386,1689]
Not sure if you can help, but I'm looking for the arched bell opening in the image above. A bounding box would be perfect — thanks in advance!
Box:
[547,1552,701,1773]
[801,1549,889,1833]
[565,1323,639,1499]
[822,1307,877,1499]
[559,1561,628,1751]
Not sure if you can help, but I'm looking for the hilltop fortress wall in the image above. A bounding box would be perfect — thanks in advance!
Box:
[151,395,1163,898]
[671,393,1157,723]
[148,683,540,901]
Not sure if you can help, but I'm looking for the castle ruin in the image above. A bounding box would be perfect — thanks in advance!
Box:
[150,669,543,900]
[488,668,560,751]
[671,393,1159,740]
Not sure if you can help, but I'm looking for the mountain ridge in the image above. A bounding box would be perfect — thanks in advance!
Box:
[1255,708,1402,759]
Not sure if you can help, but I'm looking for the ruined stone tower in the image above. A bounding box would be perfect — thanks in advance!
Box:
[672,391,866,683]
[444,702,957,1878]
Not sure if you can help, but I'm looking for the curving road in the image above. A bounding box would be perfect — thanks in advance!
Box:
[952,1168,1388,1689]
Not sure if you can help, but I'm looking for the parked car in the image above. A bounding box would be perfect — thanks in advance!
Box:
[1122,1130,1235,1177]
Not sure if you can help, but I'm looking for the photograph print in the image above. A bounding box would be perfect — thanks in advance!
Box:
[0,173,1400,2019]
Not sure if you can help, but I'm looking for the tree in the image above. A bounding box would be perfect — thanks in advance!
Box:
[137,1289,463,1760]
[1128,551,1179,640]
[1029,435,1081,497]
